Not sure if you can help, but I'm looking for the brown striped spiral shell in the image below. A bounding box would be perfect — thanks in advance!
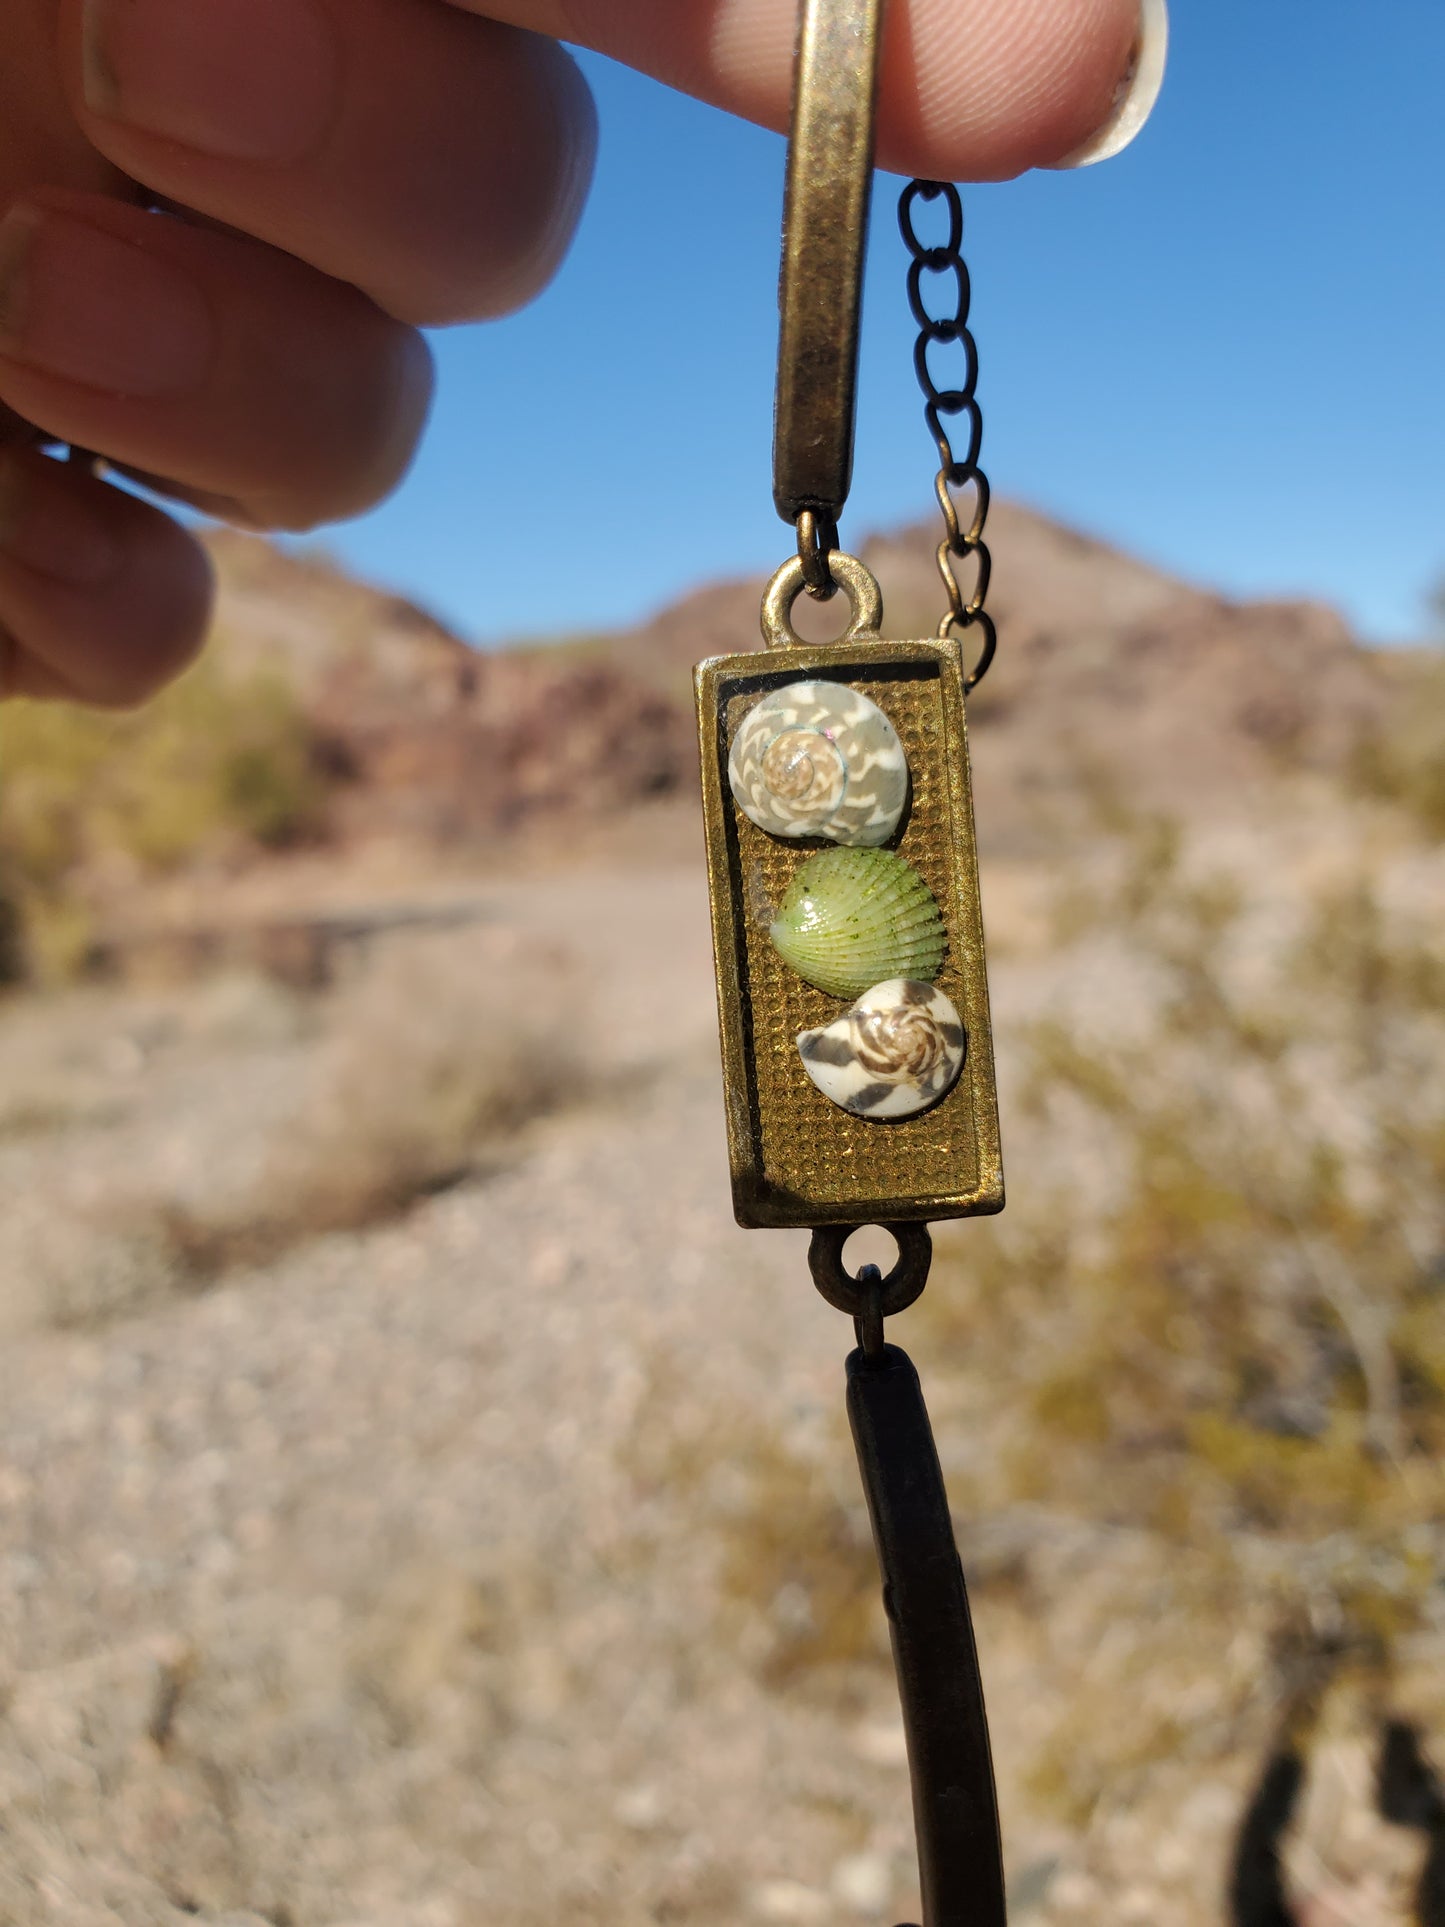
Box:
[796,978,966,1121]
[853,997,951,1081]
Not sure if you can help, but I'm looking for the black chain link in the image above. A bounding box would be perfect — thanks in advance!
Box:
[898,181,996,691]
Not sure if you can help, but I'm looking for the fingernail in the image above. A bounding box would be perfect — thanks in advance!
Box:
[0,206,213,399]
[82,0,339,165]
[0,452,123,590]
[1048,0,1168,170]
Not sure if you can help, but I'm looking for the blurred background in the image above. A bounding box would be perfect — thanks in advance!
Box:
[1,6,1443,1925]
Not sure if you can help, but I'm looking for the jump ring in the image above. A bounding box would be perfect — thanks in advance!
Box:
[796,508,840,601]
[760,550,884,648]
[808,1222,933,1320]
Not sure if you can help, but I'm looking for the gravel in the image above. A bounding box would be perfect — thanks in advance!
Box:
[0,855,1436,1926]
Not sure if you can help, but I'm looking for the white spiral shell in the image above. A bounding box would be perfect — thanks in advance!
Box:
[797,978,965,1120]
[728,681,908,845]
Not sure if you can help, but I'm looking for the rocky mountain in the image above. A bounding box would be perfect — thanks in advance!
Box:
[3,505,1417,987]
[205,504,1395,861]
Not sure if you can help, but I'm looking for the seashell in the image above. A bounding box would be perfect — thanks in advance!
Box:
[768,847,946,998]
[728,680,908,845]
[797,978,966,1119]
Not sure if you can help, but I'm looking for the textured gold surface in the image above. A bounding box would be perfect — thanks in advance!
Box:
[696,636,1004,1229]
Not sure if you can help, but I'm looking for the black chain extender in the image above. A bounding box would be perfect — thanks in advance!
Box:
[899,181,996,692]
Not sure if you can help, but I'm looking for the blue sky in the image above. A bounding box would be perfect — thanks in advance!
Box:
[313,1,1445,648]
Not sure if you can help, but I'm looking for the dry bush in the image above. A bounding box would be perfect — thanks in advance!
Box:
[1348,652,1445,839]
[167,932,584,1273]
[1008,841,1445,1546]
[0,649,333,981]
[919,812,1445,1819]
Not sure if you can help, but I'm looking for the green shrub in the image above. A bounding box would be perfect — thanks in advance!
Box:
[915,816,1445,1819]
[931,815,1445,1645]
[0,650,331,982]
[1349,654,1445,839]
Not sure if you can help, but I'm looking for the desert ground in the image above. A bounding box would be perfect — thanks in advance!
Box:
[1,512,1442,1925]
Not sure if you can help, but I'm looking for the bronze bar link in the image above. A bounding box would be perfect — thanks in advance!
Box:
[772,0,887,528]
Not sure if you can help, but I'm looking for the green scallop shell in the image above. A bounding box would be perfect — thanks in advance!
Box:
[768,847,946,999]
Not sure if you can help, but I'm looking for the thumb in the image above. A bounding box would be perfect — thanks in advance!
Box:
[449,0,1155,182]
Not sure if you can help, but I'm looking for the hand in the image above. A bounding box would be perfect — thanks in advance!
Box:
[0,0,1151,705]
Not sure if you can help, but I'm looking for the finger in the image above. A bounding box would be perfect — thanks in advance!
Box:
[0,0,132,208]
[463,0,1149,183]
[0,446,212,707]
[0,190,434,532]
[60,0,596,328]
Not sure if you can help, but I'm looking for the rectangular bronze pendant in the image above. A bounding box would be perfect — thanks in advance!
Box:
[696,633,1004,1230]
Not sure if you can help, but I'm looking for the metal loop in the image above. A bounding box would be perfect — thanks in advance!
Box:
[936,537,991,622]
[906,257,971,337]
[914,329,979,409]
[940,606,998,692]
[936,469,990,549]
[760,549,883,649]
[925,398,983,479]
[898,178,963,259]
[795,508,840,602]
[808,1221,933,1320]
[852,1265,887,1357]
